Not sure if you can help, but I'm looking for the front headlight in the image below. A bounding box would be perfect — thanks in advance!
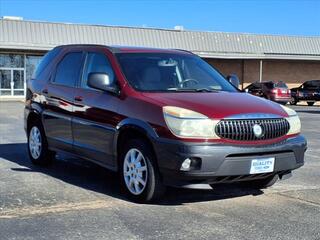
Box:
[163,106,220,138]
[280,105,301,135]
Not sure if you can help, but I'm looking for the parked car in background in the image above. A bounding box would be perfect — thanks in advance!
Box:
[244,81,291,105]
[290,80,320,106]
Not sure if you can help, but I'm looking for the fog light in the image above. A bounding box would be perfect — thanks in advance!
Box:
[181,158,192,171]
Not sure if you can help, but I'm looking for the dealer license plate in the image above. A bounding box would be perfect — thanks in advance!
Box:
[250,157,275,174]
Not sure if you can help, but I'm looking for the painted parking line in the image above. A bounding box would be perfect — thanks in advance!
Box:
[0,199,132,219]
[305,153,320,159]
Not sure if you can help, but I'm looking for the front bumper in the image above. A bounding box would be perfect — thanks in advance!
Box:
[153,135,307,186]
[300,95,320,101]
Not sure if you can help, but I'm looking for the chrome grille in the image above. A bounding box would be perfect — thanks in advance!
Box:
[215,118,290,141]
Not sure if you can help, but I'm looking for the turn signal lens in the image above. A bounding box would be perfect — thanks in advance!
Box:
[280,105,301,135]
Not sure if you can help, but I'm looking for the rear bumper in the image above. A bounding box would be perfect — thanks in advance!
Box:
[153,135,307,186]
[272,96,291,103]
[296,92,320,101]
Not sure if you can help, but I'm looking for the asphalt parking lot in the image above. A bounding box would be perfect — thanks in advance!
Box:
[0,101,319,240]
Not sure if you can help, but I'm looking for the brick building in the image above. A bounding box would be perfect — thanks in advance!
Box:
[1,17,320,99]
[207,59,320,89]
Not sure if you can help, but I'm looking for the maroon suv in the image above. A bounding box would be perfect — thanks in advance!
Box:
[245,81,291,105]
[25,45,306,202]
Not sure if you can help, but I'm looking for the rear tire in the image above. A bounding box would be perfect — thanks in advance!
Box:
[241,174,279,189]
[307,101,315,106]
[119,139,166,203]
[289,97,297,105]
[27,120,55,166]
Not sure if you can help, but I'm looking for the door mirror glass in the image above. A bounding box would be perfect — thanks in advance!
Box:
[87,72,119,94]
[227,74,240,89]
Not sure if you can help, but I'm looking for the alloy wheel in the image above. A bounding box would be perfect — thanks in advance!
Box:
[123,148,148,195]
[29,126,42,159]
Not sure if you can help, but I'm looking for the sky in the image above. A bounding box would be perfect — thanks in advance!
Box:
[0,0,319,36]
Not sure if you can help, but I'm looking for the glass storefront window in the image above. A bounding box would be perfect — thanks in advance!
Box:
[0,53,43,97]
[0,70,11,96]
[26,55,43,81]
[0,54,24,68]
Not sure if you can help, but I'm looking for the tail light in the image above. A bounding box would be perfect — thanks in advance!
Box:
[272,88,290,95]
[272,88,280,94]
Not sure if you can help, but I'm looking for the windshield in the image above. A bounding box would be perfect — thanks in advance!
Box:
[116,53,237,92]
[275,81,288,88]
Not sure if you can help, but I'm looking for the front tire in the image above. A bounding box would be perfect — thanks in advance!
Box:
[290,97,297,105]
[27,120,55,166]
[120,139,165,203]
[307,101,315,106]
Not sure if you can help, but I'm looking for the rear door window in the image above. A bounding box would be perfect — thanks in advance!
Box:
[262,82,274,89]
[248,82,261,90]
[304,80,320,89]
[53,52,83,87]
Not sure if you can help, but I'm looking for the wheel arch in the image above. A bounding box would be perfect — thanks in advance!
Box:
[26,103,45,132]
[26,111,41,132]
[114,118,159,169]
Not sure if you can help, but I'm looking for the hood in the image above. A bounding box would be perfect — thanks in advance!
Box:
[141,91,288,119]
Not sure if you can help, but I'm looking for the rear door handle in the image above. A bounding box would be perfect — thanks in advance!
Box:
[74,96,83,102]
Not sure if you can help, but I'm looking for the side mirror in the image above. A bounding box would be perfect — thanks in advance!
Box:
[88,72,119,94]
[227,74,240,89]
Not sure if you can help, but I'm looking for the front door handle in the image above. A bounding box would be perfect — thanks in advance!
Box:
[42,89,48,94]
[74,96,83,102]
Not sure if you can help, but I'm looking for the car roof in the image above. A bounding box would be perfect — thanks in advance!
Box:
[304,80,320,87]
[250,81,274,86]
[305,80,320,83]
[260,81,275,84]
[55,44,193,55]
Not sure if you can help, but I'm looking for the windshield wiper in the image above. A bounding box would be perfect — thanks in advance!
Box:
[195,88,217,92]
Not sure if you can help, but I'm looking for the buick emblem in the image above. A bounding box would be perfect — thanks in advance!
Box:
[253,124,263,138]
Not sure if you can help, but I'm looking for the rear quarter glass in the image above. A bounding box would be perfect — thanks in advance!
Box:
[32,47,62,80]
